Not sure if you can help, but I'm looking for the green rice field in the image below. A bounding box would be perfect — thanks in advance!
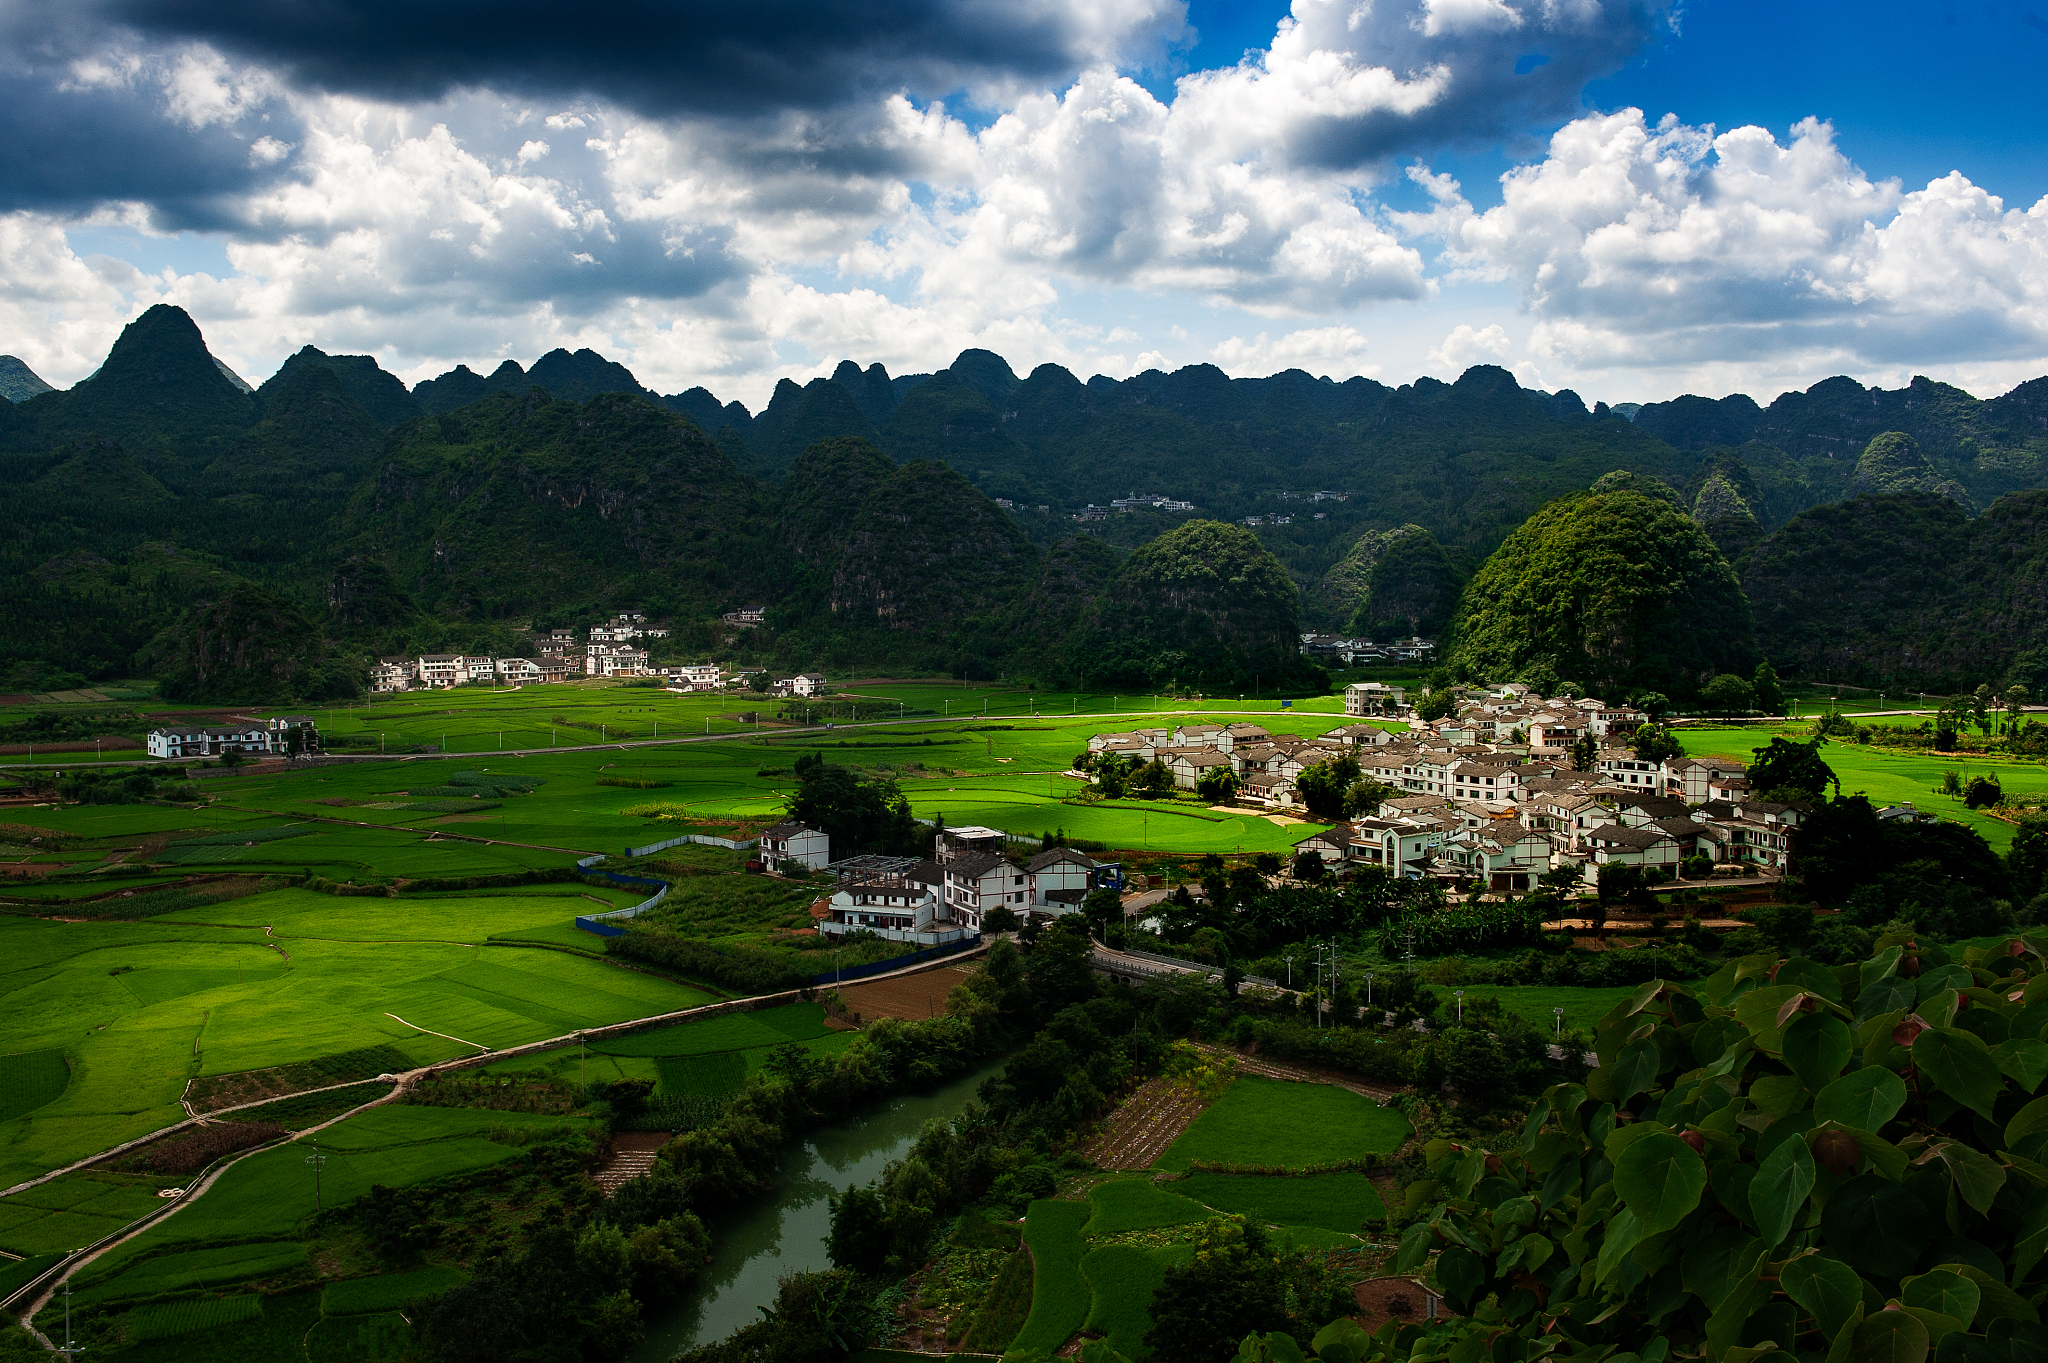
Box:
[0,892,710,1191]
[1680,722,2048,851]
[1154,1075,1410,1171]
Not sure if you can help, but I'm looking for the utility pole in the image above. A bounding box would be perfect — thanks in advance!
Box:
[305,1143,327,1213]
[579,1032,586,1093]
[56,1281,82,1359]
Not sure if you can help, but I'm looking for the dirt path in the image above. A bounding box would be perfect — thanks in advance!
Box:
[383,1012,490,1052]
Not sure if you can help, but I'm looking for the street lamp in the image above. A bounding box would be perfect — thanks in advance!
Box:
[1553,1006,1564,1037]
[1365,971,1374,1006]
[1454,989,1465,1022]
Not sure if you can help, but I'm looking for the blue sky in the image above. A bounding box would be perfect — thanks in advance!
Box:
[4,0,2046,407]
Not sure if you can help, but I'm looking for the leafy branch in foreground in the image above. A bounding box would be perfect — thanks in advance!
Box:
[1236,929,2048,1363]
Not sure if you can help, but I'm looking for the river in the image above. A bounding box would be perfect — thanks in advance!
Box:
[631,1061,1000,1361]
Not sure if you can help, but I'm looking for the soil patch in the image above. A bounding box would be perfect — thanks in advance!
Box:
[1352,1276,1448,1333]
[832,964,978,1023]
[1082,1075,1210,1169]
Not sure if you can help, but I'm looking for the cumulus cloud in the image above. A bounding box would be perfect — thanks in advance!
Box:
[1403,109,2048,373]
[1427,321,1511,371]
[1212,325,1375,375]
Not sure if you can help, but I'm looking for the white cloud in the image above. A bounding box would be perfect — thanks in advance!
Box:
[1427,321,1511,372]
[1212,325,1375,376]
[1405,109,2048,378]
[516,139,550,164]
[1419,0,1523,37]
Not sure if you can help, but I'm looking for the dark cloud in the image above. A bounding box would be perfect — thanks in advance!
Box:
[0,64,296,224]
[95,0,1187,116]
[1249,0,1677,173]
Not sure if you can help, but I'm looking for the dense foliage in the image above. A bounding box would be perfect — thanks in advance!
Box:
[1450,489,1758,696]
[1744,487,2048,691]
[1373,932,2048,1363]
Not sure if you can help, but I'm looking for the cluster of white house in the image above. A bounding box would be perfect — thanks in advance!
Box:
[366,613,747,694]
[747,820,1117,948]
[1083,683,1820,891]
[145,716,318,759]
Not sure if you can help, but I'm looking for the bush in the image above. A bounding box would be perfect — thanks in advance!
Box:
[1387,928,2048,1362]
[607,929,815,993]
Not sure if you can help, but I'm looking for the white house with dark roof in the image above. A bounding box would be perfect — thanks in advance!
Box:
[1596,749,1663,790]
[1026,846,1100,912]
[1664,756,1745,803]
[146,724,273,759]
[941,850,1028,930]
[758,821,830,872]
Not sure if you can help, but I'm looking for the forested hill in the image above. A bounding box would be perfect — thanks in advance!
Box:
[415,341,2048,565]
[9,304,2048,701]
[0,307,1317,698]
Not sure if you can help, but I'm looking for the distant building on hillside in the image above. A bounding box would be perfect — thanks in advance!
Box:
[147,724,276,759]
[722,606,766,627]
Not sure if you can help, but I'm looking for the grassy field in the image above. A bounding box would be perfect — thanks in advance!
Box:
[1078,1178,1211,1237]
[1010,1199,1093,1356]
[1155,1076,1410,1172]
[72,1103,591,1307]
[0,893,709,1190]
[1448,983,1660,1033]
[480,1000,854,1097]
[1172,1171,1387,1235]
[322,1264,464,1314]
[1079,1241,1193,1360]
[1679,723,2048,851]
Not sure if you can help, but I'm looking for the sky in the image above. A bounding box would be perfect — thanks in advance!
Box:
[1,0,2045,410]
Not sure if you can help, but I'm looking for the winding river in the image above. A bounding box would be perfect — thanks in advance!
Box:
[632,1061,1000,1361]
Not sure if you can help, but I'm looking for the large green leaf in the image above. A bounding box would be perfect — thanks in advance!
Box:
[1784,1012,1854,1091]
[1594,1206,1643,1287]
[1924,1141,2006,1215]
[1945,1263,2040,1325]
[1682,1226,1766,1312]
[1613,1132,1708,1235]
[1914,1027,2004,1121]
[1749,1130,1817,1247]
[1993,1038,2048,1094]
[1781,956,1844,1001]
[1900,1269,1980,1328]
[1782,1253,1864,1339]
[2006,1095,2048,1151]
[1434,1245,1487,1313]
[1856,973,1917,1023]
[1849,1308,1929,1363]
[1819,1175,1926,1281]
[1613,1038,1661,1106]
[1814,1066,1908,1131]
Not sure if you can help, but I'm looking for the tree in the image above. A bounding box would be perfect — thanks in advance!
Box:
[2006,682,2031,733]
[1568,732,1597,773]
[1698,672,1756,717]
[1079,887,1123,937]
[1974,682,1996,735]
[748,671,773,693]
[1342,777,1399,818]
[1751,660,1784,715]
[980,904,1020,936]
[1129,758,1173,798]
[1965,773,2004,809]
[1746,735,1836,801]
[1294,756,1361,821]
[1413,687,1455,722]
[1626,722,1681,763]
[784,754,917,855]
[1195,766,1238,803]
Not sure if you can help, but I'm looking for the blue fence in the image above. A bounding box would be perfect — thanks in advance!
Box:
[575,858,670,936]
[815,934,982,986]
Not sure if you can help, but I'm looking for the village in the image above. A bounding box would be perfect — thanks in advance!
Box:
[735,678,1889,959]
[1075,680,1847,893]
[361,611,830,699]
